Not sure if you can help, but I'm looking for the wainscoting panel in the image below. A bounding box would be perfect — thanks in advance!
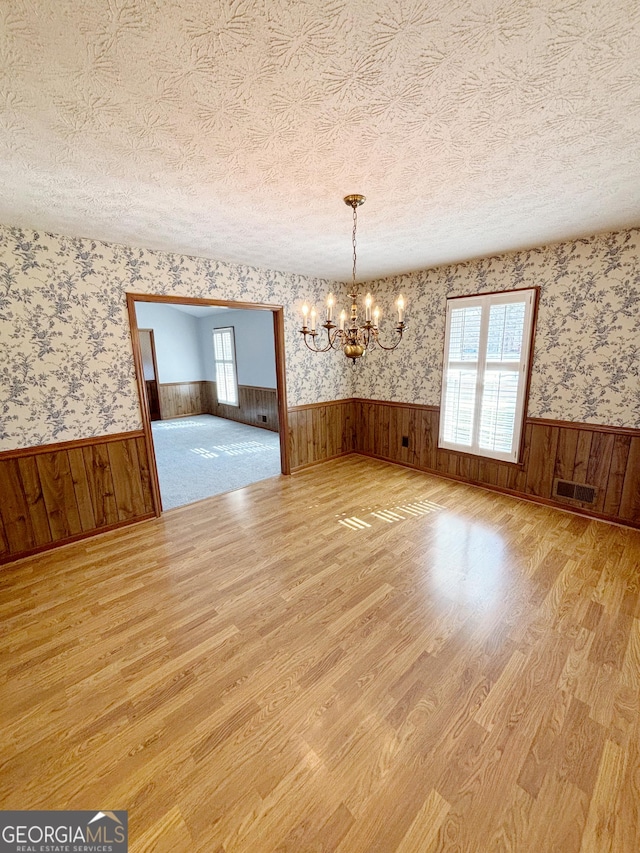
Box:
[203,382,279,431]
[158,381,206,419]
[0,432,156,564]
[619,437,640,521]
[288,400,355,470]
[3,400,636,565]
[157,381,278,429]
[352,399,640,526]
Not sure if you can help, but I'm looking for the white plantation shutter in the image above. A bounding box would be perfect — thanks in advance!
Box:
[441,304,481,447]
[439,289,536,463]
[213,327,238,406]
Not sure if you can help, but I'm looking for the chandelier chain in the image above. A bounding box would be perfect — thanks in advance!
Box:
[352,204,357,288]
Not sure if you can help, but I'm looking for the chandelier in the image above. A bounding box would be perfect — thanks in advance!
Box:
[300,194,406,362]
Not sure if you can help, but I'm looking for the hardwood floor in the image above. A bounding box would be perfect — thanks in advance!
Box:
[1,456,639,852]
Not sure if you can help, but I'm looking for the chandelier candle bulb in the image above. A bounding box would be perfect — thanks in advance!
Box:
[339,310,346,331]
[302,304,309,328]
[397,295,405,323]
[327,293,334,322]
[310,307,317,332]
[373,306,380,326]
[365,293,372,322]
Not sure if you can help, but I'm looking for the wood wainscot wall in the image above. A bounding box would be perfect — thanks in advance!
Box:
[158,381,207,419]
[287,400,355,470]
[352,399,640,528]
[3,397,636,565]
[202,382,279,432]
[157,381,278,431]
[0,431,157,565]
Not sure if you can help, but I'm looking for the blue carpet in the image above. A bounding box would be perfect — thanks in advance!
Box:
[151,415,282,510]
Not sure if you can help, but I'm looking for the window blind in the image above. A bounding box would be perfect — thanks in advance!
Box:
[213,327,238,406]
[439,289,536,463]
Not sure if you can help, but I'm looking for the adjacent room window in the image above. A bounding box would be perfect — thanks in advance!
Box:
[213,326,238,406]
[438,288,537,463]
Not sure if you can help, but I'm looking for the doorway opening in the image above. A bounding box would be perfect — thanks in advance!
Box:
[127,294,289,514]
[139,328,161,420]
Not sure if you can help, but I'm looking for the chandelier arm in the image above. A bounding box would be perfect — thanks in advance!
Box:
[301,332,334,353]
[301,326,345,353]
[327,327,346,349]
[373,340,402,352]
[371,328,405,352]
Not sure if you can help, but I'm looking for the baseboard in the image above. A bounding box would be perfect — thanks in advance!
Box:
[290,451,355,473]
[159,411,207,420]
[0,512,157,566]
[355,451,640,530]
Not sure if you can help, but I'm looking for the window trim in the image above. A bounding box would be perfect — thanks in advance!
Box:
[213,325,239,407]
[438,287,539,464]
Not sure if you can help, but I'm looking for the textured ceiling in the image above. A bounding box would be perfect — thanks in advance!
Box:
[1,0,640,280]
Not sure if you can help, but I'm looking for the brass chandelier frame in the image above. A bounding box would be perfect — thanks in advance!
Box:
[300,195,406,363]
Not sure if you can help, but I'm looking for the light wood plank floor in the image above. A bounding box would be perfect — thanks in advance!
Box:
[1,456,639,852]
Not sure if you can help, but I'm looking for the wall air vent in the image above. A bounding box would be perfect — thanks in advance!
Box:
[556,480,575,498]
[553,479,597,504]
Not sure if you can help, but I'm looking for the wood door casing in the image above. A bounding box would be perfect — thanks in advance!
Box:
[139,328,161,421]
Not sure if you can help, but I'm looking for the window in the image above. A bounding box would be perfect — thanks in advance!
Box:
[438,288,537,463]
[213,327,238,406]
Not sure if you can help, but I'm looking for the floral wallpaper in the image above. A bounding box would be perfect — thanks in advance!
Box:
[3,0,640,281]
[355,229,640,428]
[1,224,638,451]
[0,224,349,449]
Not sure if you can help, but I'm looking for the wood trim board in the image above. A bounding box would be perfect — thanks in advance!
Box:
[126,292,291,494]
[126,294,164,515]
[289,398,356,412]
[527,416,640,437]
[0,430,146,461]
